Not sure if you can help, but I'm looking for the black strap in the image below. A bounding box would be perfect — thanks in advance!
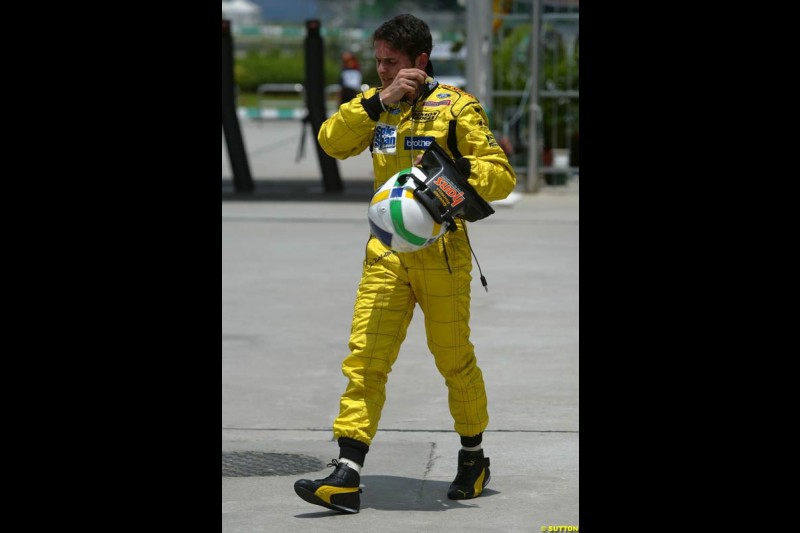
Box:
[447,120,462,160]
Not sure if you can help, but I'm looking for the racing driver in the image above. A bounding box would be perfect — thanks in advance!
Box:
[293,13,516,514]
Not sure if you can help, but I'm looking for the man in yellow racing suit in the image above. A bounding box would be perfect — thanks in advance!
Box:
[293,14,516,514]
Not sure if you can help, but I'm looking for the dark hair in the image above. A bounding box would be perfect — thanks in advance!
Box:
[372,14,433,66]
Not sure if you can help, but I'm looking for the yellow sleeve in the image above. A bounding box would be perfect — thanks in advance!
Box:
[452,102,517,203]
[317,89,377,160]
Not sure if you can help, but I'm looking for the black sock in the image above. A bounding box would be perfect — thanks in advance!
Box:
[338,437,369,466]
[460,433,483,449]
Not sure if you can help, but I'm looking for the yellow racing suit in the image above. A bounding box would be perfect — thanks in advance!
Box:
[318,83,516,446]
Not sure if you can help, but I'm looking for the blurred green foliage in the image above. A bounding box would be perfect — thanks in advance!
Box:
[234,50,340,92]
[493,24,532,92]
[494,23,578,93]
[493,22,578,153]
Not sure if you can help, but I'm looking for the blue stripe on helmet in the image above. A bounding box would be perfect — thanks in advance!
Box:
[368,218,394,249]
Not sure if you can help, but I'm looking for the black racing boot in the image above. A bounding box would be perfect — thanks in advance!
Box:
[447,449,491,500]
[294,459,362,514]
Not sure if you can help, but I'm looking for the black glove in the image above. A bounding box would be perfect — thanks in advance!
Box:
[454,157,471,180]
[408,140,495,228]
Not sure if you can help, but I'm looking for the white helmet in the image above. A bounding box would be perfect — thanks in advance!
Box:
[367,167,448,253]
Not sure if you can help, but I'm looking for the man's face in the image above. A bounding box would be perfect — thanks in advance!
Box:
[374,40,415,87]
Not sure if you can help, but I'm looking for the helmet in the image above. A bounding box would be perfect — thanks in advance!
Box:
[367,167,448,253]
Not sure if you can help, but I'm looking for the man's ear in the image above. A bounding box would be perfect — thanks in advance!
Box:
[415,52,429,70]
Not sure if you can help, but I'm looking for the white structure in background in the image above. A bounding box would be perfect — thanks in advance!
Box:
[429,42,468,90]
[221,0,262,33]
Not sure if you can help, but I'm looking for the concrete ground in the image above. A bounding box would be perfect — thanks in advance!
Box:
[222,117,579,532]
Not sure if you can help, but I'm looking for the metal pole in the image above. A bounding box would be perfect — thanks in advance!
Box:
[526,0,542,193]
[304,19,343,194]
[221,18,254,193]
[465,0,492,107]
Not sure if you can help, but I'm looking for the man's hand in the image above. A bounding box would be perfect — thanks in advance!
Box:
[379,68,429,105]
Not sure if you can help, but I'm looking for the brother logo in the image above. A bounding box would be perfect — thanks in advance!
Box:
[404,136,434,150]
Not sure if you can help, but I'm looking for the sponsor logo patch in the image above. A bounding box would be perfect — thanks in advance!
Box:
[411,111,439,121]
[424,100,451,107]
[436,93,451,98]
[404,136,435,150]
[373,122,397,153]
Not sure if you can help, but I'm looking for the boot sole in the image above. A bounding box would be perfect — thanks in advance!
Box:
[294,485,360,514]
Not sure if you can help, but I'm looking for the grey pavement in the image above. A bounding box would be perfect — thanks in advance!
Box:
[223,117,375,182]
[222,117,579,532]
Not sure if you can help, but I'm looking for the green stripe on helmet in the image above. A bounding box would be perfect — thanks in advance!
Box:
[389,199,428,246]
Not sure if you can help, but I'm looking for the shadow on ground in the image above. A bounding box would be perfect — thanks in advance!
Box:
[294,475,499,517]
